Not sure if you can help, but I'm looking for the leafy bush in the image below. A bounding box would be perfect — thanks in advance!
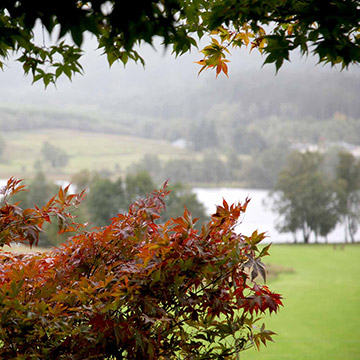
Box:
[10,172,83,247]
[0,178,282,359]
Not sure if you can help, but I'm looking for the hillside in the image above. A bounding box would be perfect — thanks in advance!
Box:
[0,129,193,181]
[0,43,359,188]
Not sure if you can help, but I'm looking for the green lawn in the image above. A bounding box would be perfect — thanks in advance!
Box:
[244,244,360,360]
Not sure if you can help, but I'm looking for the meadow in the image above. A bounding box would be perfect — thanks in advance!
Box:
[245,244,360,360]
[0,129,194,180]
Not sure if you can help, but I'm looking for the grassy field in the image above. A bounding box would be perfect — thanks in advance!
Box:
[244,244,360,360]
[0,129,194,180]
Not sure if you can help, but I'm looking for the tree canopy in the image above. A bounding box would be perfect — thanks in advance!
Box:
[1,0,359,85]
[272,151,340,243]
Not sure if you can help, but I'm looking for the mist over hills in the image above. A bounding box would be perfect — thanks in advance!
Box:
[1,37,359,121]
[0,37,359,188]
[0,36,359,157]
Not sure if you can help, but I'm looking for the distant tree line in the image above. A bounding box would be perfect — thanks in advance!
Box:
[12,170,208,247]
[272,151,360,243]
[73,170,208,229]
[128,152,243,186]
[128,147,292,189]
[1,69,360,150]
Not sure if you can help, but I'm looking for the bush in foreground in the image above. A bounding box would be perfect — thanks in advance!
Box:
[0,178,282,359]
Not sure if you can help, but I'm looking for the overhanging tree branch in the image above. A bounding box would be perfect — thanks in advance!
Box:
[0,0,359,85]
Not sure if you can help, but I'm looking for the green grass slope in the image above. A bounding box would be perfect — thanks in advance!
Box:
[245,244,360,360]
[0,129,192,180]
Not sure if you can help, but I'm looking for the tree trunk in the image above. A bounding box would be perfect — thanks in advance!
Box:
[344,215,349,243]
[302,224,310,244]
[292,232,298,244]
[349,216,357,243]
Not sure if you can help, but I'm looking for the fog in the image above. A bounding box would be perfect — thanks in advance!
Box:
[0,32,359,245]
[1,35,358,117]
[1,35,359,190]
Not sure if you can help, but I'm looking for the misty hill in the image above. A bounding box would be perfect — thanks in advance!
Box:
[1,38,359,122]
[0,39,359,189]
[1,55,359,147]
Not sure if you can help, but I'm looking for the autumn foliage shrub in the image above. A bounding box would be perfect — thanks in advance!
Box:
[0,178,282,359]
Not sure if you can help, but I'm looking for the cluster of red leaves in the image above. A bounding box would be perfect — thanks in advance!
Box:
[0,179,282,359]
[0,178,86,248]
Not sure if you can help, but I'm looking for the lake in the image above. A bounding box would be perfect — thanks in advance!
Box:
[193,187,357,244]
[0,178,355,243]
